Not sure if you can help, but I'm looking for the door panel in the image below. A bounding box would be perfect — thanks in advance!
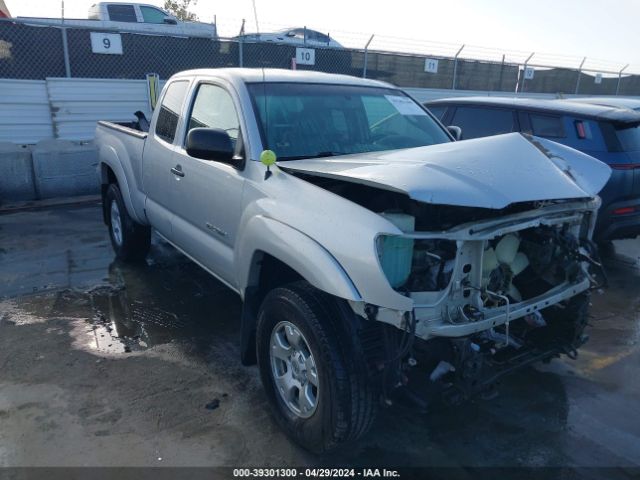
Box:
[142,80,190,240]
[169,158,243,284]
[167,82,245,287]
[143,137,175,238]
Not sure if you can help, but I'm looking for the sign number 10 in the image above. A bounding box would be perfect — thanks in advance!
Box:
[296,47,315,65]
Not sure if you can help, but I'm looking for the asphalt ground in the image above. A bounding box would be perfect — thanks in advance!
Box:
[0,202,639,477]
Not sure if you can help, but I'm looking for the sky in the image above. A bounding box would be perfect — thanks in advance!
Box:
[5,0,640,72]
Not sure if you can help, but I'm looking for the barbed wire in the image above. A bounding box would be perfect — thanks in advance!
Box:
[1,16,639,96]
[212,17,640,75]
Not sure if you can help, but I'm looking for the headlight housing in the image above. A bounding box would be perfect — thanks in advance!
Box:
[376,234,415,288]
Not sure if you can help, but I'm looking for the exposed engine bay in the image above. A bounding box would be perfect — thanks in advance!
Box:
[368,208,602,406]
[382,224,598,401]
[291,172,606,406]
[370,200,603,406]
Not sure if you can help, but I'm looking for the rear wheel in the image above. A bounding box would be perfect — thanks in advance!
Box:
[256,282,376,453]
[106,183,151,262]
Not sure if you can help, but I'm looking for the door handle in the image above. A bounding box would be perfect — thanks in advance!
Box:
[171,165,185,177]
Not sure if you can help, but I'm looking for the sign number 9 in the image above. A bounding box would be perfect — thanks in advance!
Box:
[90,32,122,54]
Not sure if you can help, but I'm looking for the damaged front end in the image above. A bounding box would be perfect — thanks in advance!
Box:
[280,133,611,406]
[355,198,605,406]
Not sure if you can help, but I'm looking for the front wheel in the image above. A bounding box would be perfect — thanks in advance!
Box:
[256,282,376,453]
[105,183,151,262]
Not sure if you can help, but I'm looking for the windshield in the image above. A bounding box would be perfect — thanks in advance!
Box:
[247,83,451,161]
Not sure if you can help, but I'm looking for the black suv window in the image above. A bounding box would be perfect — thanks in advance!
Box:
[600,121,640,152]
[450,106,514,139]
[529,113,565,138]
[155,81,189,144]
[614,124,640,151]
[106,4,137,22]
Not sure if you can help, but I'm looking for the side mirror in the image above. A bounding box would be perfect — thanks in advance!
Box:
[447,125,462,141]
[163,17,178,25]
[285,31,296,37]
[186,128,235,163]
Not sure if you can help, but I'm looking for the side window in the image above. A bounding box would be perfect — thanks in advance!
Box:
[599,121,623,152]
[187,84,241,149]
[140,6,169,24]
[308,31,329,43]
[529,113,565,138]
[155,81,189,144]
[106,4,137,22]
[427,105,447,120]
[450,106,514,139]
[315,32,331,43]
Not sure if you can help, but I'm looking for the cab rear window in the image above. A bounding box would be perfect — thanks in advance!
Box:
[155,81,189,144]
[106,4,137,22]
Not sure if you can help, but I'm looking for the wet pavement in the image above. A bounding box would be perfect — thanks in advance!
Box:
[1,202,640,470]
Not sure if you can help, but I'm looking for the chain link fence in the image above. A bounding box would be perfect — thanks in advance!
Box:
[1,18,640,95]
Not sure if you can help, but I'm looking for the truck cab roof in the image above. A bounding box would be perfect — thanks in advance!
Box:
[171,68,394,89]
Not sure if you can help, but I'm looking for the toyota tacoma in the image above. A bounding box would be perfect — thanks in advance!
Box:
[95,68,611,452]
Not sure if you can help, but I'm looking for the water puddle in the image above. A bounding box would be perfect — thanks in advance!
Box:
[2,256,242,358]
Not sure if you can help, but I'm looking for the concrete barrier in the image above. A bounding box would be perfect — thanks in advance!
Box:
[0,142,37,203]
[31,140,100,199]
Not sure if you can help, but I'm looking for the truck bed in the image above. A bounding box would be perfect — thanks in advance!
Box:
[95,120,148,223]
[97,120,148,138]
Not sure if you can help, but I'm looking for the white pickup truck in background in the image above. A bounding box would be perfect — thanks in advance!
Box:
[95,68,611,452]
[17,2,217,38]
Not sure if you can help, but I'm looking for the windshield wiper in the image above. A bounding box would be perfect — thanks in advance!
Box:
[277,151,347,161]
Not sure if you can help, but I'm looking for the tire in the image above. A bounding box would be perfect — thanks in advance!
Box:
[105,183,151,262]
[256,282,376,453]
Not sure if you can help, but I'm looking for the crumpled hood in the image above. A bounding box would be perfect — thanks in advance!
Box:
[278,133,612,209]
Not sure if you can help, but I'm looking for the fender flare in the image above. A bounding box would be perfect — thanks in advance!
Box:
[236,215,362,302]
[236,216,362,365]
[99,145,145,224]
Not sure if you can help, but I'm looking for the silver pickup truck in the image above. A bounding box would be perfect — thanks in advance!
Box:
[96,68,611,452]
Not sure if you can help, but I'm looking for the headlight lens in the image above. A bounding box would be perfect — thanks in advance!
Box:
[376,234,414,289]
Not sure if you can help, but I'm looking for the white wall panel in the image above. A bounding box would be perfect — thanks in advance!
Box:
[0,77,637,144]
[46,78,164,141]
[0,80,54,144]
